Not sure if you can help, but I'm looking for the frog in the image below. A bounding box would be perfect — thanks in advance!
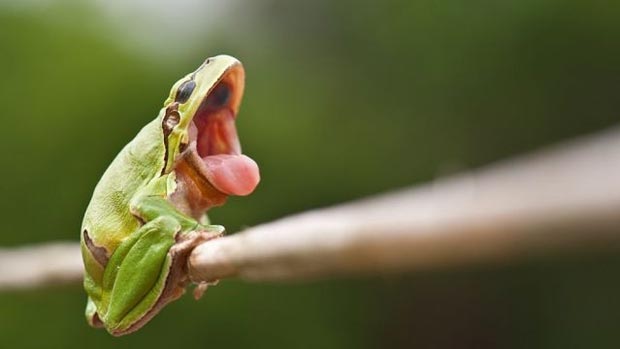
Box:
[80,55,260,336]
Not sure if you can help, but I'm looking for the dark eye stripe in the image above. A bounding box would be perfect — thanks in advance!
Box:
[176,80,196,103]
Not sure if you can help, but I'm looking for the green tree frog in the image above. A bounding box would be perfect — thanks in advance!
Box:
[80,55,260,336]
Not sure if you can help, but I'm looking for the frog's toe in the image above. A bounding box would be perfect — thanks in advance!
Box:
[85,297,104,329]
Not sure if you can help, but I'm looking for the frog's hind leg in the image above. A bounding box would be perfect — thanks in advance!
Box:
[99,216,180,335]
[99,216,224,336]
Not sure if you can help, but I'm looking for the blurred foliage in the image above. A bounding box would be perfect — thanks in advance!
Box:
[0,0,619,348]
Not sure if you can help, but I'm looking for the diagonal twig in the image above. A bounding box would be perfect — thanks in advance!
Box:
[188,126,620,281]
[2,126,620,290]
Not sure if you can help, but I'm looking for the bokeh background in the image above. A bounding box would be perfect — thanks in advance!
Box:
[1,0,619,348]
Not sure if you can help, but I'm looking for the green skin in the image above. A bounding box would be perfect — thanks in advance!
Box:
[81,55,252,336]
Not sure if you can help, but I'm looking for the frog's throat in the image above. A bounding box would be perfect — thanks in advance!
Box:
[189,69,242,159]
[170,143,230,218]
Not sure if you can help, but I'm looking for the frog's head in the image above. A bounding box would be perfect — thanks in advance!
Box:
[162,55,259,207]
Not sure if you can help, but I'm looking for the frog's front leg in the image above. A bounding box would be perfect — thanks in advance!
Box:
[131,194,202,231]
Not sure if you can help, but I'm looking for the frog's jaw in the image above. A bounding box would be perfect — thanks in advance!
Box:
[179,65,260,200]
[163,55,245,176]
[190,96,259,197]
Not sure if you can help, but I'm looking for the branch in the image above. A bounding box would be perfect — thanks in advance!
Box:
[2,126,620,290]
[188,126,620,281]
[0,243,82,290]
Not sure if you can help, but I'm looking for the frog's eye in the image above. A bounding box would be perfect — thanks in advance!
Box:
[176,80,196,103]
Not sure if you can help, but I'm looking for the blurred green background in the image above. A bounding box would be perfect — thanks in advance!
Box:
[1,0,619,348]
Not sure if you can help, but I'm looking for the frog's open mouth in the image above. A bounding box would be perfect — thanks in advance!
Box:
[185,66,260,197]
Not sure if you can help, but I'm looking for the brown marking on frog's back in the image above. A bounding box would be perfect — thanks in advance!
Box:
[83,229,109,267]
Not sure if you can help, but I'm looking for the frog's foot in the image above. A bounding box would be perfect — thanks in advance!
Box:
[85,297,104,328]
[193,279,219,300]
[164,225,225,300]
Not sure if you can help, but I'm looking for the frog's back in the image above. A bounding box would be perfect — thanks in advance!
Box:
[82,117,166,251]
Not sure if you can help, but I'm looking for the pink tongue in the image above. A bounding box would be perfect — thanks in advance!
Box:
[203,154,260,196]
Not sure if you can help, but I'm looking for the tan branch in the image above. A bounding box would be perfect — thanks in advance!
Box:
[188,126,620,282]
[0,242,82,290]
[2,126,620,290]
